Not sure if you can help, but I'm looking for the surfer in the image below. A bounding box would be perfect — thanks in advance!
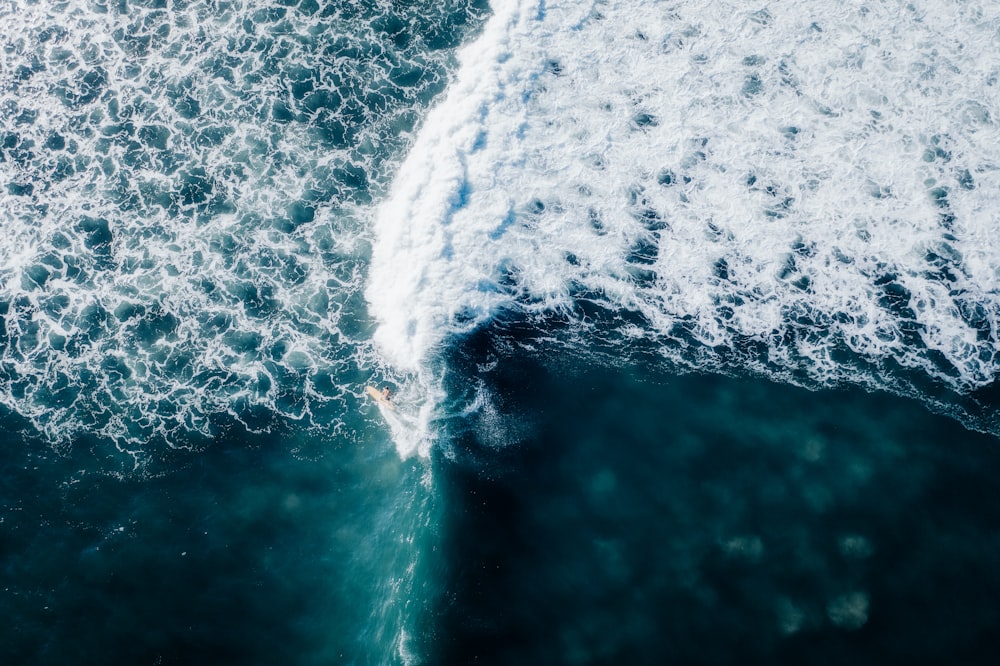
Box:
[364,384,397,411]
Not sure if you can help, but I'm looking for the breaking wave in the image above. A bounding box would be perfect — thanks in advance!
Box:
[368,0,1000,433]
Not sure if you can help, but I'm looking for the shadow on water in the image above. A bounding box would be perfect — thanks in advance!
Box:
[428,325,1000,665]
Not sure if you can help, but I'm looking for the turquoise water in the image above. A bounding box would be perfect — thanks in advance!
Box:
[2,0,1000,663]
[0,406,433,664]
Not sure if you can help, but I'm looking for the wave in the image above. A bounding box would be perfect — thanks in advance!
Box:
[368,0,1000,434]
[0,3,491,664]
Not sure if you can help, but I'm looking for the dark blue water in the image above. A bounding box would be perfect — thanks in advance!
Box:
[6,351,1000,664]
[428,324,1000,665]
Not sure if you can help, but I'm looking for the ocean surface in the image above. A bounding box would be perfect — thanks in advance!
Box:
[2,0,999,664]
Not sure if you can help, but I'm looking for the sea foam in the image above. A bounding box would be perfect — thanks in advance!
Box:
[368,0,1000,431]
[0,0,485,457]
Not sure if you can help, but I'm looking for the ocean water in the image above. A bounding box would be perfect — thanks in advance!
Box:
[2,0,999,664]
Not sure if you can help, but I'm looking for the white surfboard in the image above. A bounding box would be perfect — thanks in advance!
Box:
[365,385,397,411]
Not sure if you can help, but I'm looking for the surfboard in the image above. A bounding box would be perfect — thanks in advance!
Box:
[365,385,397,411]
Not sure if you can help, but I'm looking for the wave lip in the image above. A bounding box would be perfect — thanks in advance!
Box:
[367,0,565,373]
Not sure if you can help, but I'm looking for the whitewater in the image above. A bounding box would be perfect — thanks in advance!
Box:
[3,0,999,453]
[370,0,1000,439]
[3,0,1000,664]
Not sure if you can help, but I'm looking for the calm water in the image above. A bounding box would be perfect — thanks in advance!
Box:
[430,324,1000,664]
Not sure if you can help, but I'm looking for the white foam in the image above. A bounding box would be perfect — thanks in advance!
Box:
[367,0,1000,427]
[368,0,553,371]
[0,0,480,455]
